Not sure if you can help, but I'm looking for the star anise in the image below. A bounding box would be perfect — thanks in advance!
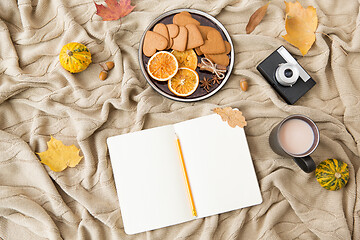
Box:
[200,76,212,92]
[211,75,221,85]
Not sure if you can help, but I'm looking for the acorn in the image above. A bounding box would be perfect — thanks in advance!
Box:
[104,61,114,71]
[240,79,248,91]
[99,70,108,81]
[98,61,114,81]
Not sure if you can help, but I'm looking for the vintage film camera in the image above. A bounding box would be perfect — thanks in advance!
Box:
[257,46,316,105]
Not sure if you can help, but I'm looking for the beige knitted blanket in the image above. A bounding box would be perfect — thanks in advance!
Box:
[0,0,359,239]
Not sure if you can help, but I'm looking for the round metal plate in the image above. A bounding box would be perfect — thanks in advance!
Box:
[139,9,234,102]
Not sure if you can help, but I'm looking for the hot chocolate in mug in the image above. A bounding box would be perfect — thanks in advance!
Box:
[269,114,319,173]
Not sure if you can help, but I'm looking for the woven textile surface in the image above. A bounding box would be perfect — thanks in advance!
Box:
[0,0,359,239]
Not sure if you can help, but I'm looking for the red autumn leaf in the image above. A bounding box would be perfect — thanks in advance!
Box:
[94,0,135,21]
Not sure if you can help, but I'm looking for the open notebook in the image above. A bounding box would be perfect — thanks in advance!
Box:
[107,113,262,234]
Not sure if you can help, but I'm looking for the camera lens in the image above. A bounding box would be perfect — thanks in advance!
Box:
[284,69,293,78]
[275,63,299,87]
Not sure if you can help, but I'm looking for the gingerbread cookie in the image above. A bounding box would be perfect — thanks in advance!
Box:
[166,24,179,38]
[172,26,188,52]
[198,25,216,40]
[153,23,170,49]
[204,41,231,66]
[200,30,226,54]
[166,38,174,50]
[223,41,231,54]
[205,53,229,66]
[179,11,191,17]
[195,47,203,55]
[143,31,168,57]
[153,23,169,42]
[173,12,200,26]
[185,24,204,49]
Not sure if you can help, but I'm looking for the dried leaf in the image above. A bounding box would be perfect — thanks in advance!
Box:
[282,1,318,55]
[213,107,247,128]
[37,136,83,172]
[94,0,135,21]
[246,2,270,34]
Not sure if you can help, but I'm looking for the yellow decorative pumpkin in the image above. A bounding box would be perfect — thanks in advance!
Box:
[59,42,91,73]
[315,159,349,191]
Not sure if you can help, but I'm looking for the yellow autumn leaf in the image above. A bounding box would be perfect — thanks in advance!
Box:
[282,1,318,55]
[37,136,83,172]
[213,107,247,128]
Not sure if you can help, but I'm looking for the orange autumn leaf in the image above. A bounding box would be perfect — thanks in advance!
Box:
[213,107,247,128]
[94,0,135,21]
[246,2,270,34]
[37,136,83,172]
[282,1,318,55]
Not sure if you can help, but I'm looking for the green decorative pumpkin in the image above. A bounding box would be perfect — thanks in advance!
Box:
[315,159,349,191]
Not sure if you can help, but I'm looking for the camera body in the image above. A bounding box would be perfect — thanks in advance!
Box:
[257,46,316,105]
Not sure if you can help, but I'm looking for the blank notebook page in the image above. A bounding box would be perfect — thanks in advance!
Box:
[174,114,262,218]
[107,125,192,234]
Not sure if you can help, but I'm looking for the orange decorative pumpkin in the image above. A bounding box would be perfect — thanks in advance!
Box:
[59,42,91,73]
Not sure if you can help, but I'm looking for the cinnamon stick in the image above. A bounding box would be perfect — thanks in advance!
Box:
[197,62,227,73]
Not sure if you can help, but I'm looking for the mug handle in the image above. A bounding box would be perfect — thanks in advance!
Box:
[293,156,316,173]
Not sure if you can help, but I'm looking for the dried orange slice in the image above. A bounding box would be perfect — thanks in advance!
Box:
[171,49,198,70]
[168,68,199,97]
[147,51,179,81]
